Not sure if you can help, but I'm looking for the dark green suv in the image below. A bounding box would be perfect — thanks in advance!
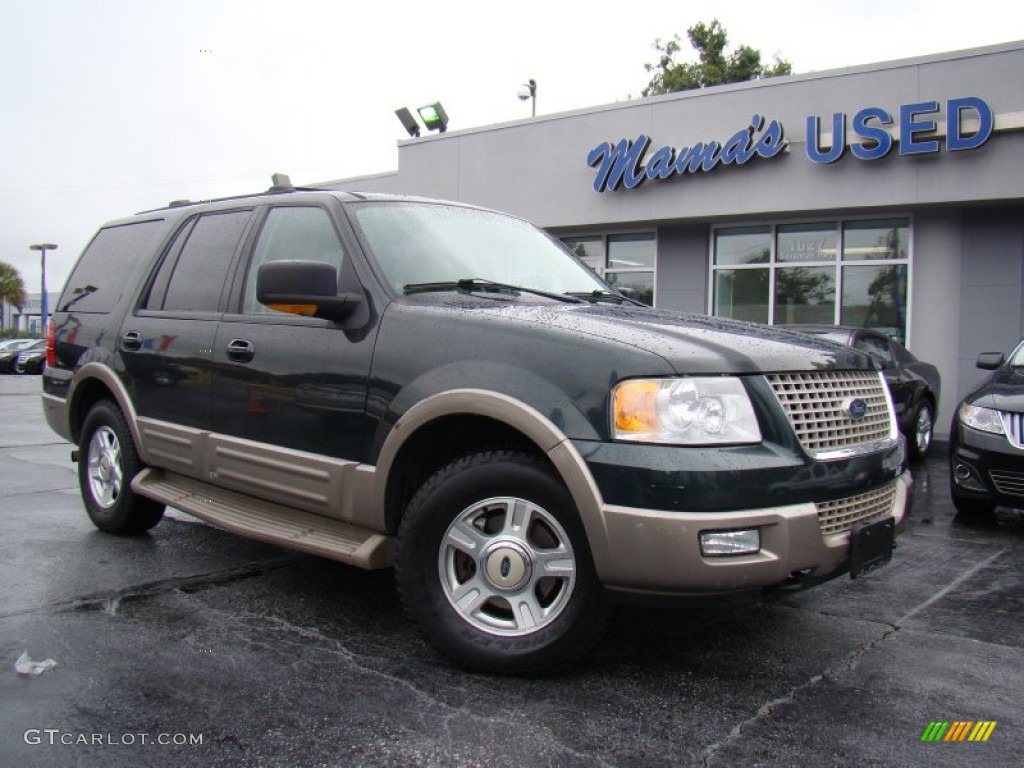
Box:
[43,180,911,672]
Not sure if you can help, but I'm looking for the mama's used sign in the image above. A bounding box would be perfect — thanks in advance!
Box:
[587,97,994,193]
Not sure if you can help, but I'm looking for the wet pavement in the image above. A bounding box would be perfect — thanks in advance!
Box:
[1,374,1021,767]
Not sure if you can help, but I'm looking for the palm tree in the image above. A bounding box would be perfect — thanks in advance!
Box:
[0,262,27,330]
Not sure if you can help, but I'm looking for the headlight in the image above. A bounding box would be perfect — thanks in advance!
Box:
[959,403,1004,435]
[612,377,762,445]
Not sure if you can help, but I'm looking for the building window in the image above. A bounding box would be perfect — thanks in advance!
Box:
[561,232,655,306]
[711,218,910,341]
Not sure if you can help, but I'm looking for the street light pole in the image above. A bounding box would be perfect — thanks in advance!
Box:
[30,243,57,334]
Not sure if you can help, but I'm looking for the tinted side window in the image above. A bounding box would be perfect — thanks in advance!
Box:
[156,211,251,312]
[59,220,165,313]
[243,207,345,314]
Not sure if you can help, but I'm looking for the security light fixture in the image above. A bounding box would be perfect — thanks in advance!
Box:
[417,102,449,133]
[517,78,537,117]
[395,107,421,138]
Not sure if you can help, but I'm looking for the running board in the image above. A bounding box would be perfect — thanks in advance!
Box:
[132,468,394,569]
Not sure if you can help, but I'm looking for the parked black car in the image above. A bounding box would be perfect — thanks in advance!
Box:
[785,326,940,461]
[950,342,1024,517]
[0,339,44,373]
[15,347,47,374]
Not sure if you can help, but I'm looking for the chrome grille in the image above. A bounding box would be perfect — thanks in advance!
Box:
[765,371,895,459]
[817,481,897,535]
[990,469,1024,497]
[999,411,1024,449]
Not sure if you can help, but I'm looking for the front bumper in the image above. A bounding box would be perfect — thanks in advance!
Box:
[951,422,1024,506]
[591,470,910,596]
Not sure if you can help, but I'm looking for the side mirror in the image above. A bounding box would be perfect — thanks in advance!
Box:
[256,260,362,322]
[976,352,1005,370]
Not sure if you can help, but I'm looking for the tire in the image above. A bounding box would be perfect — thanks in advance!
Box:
[950,488,996,520]
[908,401,934,461]
[395,451,612,674]
[78,400,164,534]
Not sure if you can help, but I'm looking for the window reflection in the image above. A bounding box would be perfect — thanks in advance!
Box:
[715,226,770,265]
[775,266,835,324]
[559,232,656,306]
[776,223,837,263]
[714,269,769,324]
[841,265,908,342]
[711,218,909,340]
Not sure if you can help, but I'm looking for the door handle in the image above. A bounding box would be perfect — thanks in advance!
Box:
[226,338,255,362]
[121,331,143,351]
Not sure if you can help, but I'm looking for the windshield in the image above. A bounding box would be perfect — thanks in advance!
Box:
[350,202,609,297]
[1010,340,1024,366]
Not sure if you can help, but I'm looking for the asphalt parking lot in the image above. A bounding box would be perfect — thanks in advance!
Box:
[1,374,1021,767]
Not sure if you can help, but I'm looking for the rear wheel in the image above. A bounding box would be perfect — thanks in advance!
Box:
[395,451,611,673]
[79,400,164,534]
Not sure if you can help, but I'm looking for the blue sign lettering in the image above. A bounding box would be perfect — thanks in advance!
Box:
[900,101,941,155]
[586,136,650,192]
[804,97,994,164]
[592,96,997,190]
[588,115,787,192]
[805,113,845,163]
[947,97,993,151]
[850,107,894,160]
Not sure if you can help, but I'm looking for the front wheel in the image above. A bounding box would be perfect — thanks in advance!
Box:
[951,488,996,520]
[78,400,164,534]
[395,451,611,673]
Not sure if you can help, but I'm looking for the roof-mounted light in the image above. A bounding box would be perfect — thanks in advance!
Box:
[417,102,449,133]
[395,107,421,138]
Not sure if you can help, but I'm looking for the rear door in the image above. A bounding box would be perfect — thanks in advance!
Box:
[120,208,255,472]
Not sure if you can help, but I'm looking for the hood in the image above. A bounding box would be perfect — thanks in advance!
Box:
[967,364,1024,412]
[404,294,872,374]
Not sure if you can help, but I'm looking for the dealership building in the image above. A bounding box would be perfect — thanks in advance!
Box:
[324,41,1024,439]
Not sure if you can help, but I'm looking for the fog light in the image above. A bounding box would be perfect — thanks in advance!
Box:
[953,461,986,491]
[700,529,761,557]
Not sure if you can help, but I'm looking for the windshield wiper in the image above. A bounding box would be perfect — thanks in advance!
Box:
[404,279,584,304]
[564,289,644,306]
[59,284,98,311]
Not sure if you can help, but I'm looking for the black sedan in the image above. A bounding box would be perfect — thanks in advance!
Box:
[0,339,45,373]
[950,342,1024,518]
[784,326,941,461]
[14,347,46,374]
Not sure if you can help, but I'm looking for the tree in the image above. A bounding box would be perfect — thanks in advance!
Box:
[0,261,26,311]
[643,19,792,96]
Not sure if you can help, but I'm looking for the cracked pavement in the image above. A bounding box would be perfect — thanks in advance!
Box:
[1,376,1021,766]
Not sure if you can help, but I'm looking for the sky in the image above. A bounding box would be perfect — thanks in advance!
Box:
[2,0,1023,296]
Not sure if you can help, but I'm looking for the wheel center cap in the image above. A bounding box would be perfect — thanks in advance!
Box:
[483,542,531,591]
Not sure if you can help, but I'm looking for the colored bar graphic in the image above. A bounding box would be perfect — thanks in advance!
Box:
[920,721,949,741]
[920,720,996,742]
[968,721,997,742]
[945,721,973,741]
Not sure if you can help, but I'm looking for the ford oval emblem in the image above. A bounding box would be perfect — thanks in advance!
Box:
[844,397,868,420]
[500,556,511,578]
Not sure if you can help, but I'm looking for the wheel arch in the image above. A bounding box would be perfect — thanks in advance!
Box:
[374,390,607,552]
[66,364,148,462]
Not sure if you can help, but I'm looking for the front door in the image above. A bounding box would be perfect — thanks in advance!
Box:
[209,205,377,518]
